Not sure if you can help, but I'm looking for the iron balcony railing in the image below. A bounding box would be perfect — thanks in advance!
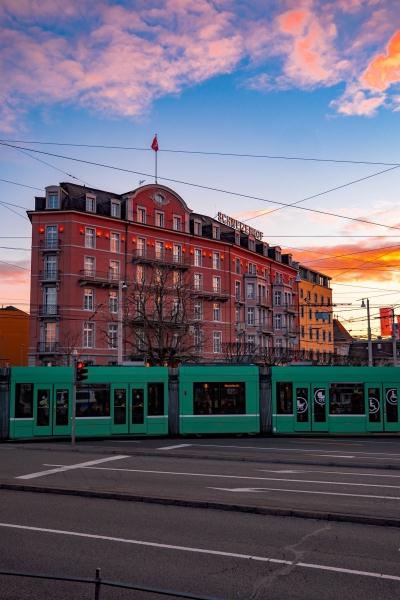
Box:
[78,270,120,287]
[37,341,61,353]
[132,248,190,268]
[39,269,60,282]
[40,238,60,251]
[38,304,59,317]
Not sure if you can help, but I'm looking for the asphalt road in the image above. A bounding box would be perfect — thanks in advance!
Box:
[2,438,400,523]
[1,489,400,600]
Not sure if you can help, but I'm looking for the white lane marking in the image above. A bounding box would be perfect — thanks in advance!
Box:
[210,487,400,501]
[1,522,399,582]
[42,464,400,490]
[16,455,130,480]
[260,469,400,479]
[157,444,192,451]
[313,454,355,459]
[192,444,400,458]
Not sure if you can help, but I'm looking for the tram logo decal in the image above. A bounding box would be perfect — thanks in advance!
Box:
[297,397,308,414]
[314,389,326,406]
[368,396,380,414]
[386,388,398,406]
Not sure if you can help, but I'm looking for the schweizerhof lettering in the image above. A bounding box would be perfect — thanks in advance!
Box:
[217,212,263,241]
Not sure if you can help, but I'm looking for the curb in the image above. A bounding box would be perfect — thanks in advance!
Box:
[1,482,399,529]
[4,444,400,471]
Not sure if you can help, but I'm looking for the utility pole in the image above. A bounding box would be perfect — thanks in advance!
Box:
[361,298,373,367]
[392,308,398,367]
[71,349,78,446]
[118,280,127,365]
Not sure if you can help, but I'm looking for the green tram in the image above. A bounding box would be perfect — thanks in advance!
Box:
[272,366,400,434]
[2,365,400,440]
[9,366,168,439]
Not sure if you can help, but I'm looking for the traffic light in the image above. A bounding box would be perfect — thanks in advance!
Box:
[76,361,89,382]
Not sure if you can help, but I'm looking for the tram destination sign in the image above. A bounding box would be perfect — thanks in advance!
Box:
[217,212,263,241]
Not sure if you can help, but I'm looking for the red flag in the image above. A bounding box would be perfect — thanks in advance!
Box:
[151,135,159,152]
[380,307,393,336]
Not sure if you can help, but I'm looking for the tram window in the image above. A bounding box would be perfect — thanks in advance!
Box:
[76,384,110,417]
[368,387,381,423]
[15,383,33,418]
[329,383,364,415]
[193,382,246,415]
[148,383,164,416]
[55,389,69,426]
[296,387,309,422]
[276,382,293,414]
[385,388,398,423]
[113,388,126,425]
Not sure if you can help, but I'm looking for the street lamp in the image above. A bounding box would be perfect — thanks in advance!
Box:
[361,298,373,367]
[118,281,128,365]
[71,348,78,446]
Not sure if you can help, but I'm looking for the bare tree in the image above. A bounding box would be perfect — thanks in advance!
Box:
[124,263,199,366]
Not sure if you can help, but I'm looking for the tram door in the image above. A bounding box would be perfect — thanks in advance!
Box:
[111,385,147,434]
[367,384,399,432]
[294,383,329,432]
[33,385,71,436]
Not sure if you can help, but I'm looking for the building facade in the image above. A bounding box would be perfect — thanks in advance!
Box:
[298,265,334,358]
[28,182,300,365]
[0,306,29,366]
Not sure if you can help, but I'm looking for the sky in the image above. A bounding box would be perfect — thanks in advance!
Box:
[1,0,400,339]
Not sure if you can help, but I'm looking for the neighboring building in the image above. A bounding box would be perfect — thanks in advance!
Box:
[28,182,300,365]
[333,318,353,357]
[0,306,29,366]
[298,266,333,358]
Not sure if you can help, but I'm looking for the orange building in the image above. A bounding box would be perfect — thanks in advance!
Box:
[298,266,334,357]
[0,306,29,366]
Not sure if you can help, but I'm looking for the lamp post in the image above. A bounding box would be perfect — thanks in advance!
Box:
[118,280,128,365]
[71,348,78,446]
[361,298,373,367]
[392,308,398,367]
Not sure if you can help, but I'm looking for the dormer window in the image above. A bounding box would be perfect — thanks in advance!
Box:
[86,195,96,213]
[111,200,121,218]
[137,206,146,224]
[193,220,202,236]
[212,224,220,240]
[248,238,255,251]
[46,191,59,209]
[173,215,182,231]
[235,232,241,245]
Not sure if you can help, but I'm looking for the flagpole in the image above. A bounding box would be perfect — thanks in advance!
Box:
[155,147,158,184]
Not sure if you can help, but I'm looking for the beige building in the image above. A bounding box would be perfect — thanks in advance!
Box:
[298,266,333,357]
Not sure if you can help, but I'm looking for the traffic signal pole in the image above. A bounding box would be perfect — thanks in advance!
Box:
[72,354,77,446]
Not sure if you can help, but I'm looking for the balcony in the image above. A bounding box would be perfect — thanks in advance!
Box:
[132,248,190,269]
[78,270,120,288]
[39,269,60,283]
[191,285,230,302]
[37,342,61,354]
[40,238,61,252]
[256,295,271,308]
[38,304,60,318]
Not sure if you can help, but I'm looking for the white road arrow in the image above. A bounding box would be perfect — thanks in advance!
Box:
[211,487,267,493]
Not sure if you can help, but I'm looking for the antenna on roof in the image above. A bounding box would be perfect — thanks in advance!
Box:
[139,179,145,185]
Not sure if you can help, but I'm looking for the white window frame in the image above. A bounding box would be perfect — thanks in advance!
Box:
[212,275,221,293]
[137,206,146,224]
[108,323,118,349]
[247,282,255,300]
[85,227,96,249]
[84,256,95,277]
[212,252,220,270]
[111,200,121,218]
[110,232,120,253]
[213,331,222,353]
[194,248,202,267]
[109,260,119,281]
[173,215,182,231]
[193,220,202,236]
[46,191,59,210]
[213,303,221,321]
[86,195,96,213]
[247,307,255,326]
[83,322,95,348]
[84,288,94,311]
[194,273,202,291]
[155,211,165,228]
[109,291,118,314]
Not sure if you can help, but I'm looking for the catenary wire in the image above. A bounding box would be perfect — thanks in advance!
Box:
[1,141,400,233]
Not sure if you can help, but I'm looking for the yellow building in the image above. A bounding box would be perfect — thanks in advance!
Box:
[0,306,29,366]
[299,266,333,357]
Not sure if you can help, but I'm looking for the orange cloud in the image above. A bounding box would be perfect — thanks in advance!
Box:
[278,10,309,36]
[288,242,400,283]
[362,30,400,91]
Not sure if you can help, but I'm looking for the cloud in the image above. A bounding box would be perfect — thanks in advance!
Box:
[362,30,400,91]
[290,241,400,283]
[1,0,400,130]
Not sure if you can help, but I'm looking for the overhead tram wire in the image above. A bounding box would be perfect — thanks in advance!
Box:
[1,141,400,234]
[0,138,399,167]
